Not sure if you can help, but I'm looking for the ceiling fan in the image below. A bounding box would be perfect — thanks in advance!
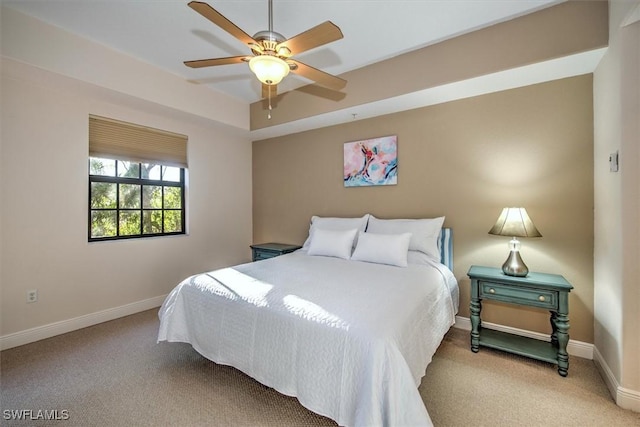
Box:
[184,0,347,102]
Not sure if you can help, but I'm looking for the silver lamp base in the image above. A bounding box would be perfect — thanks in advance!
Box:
[502,250,529,277]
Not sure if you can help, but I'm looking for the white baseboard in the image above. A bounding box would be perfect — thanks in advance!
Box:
[453,315,594,360]
[0,295,167,351]
[617,387,640,412]
[593,346,640,412]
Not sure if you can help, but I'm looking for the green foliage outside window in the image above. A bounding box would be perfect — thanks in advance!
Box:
[89,157,185,241]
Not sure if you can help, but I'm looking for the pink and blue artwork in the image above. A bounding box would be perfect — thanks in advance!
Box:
[343,135,398,187]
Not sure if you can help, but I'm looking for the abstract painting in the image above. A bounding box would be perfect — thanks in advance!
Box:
[343,135,397,187]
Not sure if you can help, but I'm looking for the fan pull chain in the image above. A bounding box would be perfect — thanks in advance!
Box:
[268,87,272,120]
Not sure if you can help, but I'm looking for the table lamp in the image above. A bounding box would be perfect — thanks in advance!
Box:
[488,207,542,277]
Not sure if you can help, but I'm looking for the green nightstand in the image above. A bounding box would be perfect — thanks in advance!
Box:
[467,265,574,376]
[250,242,302,262]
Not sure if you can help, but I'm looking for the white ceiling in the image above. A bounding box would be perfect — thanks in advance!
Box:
[3,0,562,104]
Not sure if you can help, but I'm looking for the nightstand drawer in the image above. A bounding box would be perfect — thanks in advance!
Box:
[479,280,558,310]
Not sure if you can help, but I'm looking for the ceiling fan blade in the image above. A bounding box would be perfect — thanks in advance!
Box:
[188,1,256,47]
[184,56,249,68]
[289,60,346,90]
[276,21,343,56]
[262,84,277,99]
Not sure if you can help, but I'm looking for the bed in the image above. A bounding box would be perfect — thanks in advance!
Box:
[158,215,458,426]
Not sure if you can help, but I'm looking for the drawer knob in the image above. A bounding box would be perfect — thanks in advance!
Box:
[489,288,496,294]
[539,295,546,302]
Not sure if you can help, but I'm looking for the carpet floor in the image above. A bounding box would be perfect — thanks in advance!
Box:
[1,309,638,426]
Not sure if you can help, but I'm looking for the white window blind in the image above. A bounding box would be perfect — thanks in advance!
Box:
[89,115,187,168]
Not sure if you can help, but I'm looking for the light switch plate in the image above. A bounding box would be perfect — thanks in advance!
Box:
[609,151,619,172]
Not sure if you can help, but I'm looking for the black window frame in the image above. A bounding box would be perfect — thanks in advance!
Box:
[88,158,186,242]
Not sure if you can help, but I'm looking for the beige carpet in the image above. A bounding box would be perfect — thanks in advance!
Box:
[1,309,638,426]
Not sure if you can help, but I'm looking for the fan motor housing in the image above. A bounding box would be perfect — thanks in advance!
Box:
[252,30,286,54]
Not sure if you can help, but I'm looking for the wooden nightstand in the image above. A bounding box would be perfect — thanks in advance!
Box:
[467,265,574,376]
[250,242,302,262]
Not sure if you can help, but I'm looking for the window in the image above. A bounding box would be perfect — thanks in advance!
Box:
[88,115,187,242]
[89,159,185,240]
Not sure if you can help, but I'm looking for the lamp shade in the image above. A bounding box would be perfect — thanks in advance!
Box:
[249,55,290,85]
[488,207,542,238]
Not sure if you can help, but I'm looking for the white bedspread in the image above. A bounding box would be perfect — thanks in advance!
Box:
[158,250,458,427]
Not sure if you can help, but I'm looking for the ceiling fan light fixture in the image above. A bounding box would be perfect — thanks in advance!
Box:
[249,55,290,85]
[276,46,291,57]
[184,1,345,98]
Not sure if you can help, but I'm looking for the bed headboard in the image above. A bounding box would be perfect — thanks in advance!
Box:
[439,228,453,271]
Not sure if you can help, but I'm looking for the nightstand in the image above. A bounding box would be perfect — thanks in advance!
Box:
[250,242,302,262]
[467,265,573,376]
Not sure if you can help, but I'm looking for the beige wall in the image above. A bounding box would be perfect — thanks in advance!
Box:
[594,0,640,407]
[0,5,253,345]
[253,75,594,343]
[0,59,253,338]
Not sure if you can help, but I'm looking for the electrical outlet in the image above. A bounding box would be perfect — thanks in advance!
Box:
[27,289,38,303]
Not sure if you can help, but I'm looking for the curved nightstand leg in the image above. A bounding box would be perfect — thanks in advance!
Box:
[556,313,570,377]
[470,299,482,353]
[550,311,559,347]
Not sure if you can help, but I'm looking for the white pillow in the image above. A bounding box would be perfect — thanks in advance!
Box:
[307,228,358,260]
[351,232,412,267]
[302,214,370,250]
[366,216,445,262]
